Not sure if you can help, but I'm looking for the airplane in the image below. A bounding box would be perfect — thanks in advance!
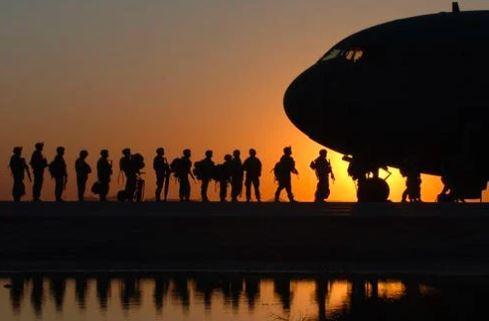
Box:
[283,3,489,202]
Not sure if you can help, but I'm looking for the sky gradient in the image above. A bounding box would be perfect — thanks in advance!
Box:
[1,0,488,201]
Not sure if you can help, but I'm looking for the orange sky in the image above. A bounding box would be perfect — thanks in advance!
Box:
[1,0,488,201]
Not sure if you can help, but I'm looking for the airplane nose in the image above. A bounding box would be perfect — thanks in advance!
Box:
[283,65,326,136]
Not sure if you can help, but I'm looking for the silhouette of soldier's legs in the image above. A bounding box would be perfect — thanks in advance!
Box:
[12,179,25,202]
[275,180,294,202]
[54,177,64,201]
[179,177,190,201]
[315,178,330,202]
[155,175,165,201]
[163,176,170,201]
[231,178,242,202]
[125,175,137,201]
[99,180,109,201]
[245,177,260,202]
[219,181,228,202]
[32,172,43,201]
[77,177,87,201]
[201,178,210,202]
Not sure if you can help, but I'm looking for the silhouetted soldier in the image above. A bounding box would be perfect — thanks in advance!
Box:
[49,146,67,202]
[153,147,170,202]
[9,147,31,202]
[274,146,298,202]
[75,150,91,201]
[120,148,137,201]
[30,142,48,201]
[310,149,335,202]
[194,150,215,202]
[243,148,262,202]
[96,149,112,201]
[171,149,194,201]
[230,149,244,202]
[216,154,233,202]
[401,169,422,202]
[130,153,145,202]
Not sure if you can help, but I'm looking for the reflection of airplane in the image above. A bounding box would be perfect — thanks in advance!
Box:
[284,3,489,202]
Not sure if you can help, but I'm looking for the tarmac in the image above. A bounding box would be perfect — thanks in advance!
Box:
[1,201,489,274]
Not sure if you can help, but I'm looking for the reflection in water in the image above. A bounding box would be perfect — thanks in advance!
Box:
[315,277,328,321]
[96,276,111,310]
[172,276,190,311]
[274,276,292,311]
[153,276,169,312]
[9,276,24,314]
[74,276,87,309]
[120,276,142,310]
[245,275,260,310]
[49,277,66,312]
[30,276,43,317]
[0,273,487,321]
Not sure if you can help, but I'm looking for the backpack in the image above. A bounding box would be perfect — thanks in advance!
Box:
[193,160,203,180]
[132,153,145,172]
[170,158,183,177]
[48,162,57,178]
[212,164,226,181]
[273,161,286,181]
[91,182,101,195]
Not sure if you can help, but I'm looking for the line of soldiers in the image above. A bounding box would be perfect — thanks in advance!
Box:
[8,143,336,203]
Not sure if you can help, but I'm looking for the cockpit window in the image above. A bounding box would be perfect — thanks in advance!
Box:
[344,49,364,62]
[320,48,365,63]
[321,49,342,61]
[344,49,355,61]
[352,49,364,62]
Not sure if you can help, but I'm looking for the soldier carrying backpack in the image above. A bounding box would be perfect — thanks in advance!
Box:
[274,146,298,202]
[310,149,335,202]
[9,146,31,202]
[214,154,233,202]
[193,150,215,202]
[118,152,145,202]
[171,149,194,201]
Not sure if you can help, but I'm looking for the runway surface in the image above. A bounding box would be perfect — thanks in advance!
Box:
[1,202,488,274]
[1,201,488,217]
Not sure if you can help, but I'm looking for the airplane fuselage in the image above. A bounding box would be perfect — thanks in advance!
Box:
[284,10,489,198]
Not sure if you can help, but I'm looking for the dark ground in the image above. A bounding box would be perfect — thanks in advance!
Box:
[1,201,489,274]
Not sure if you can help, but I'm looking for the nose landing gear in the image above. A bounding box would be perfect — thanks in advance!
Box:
[343,155,391,202]
[357,177,390,202]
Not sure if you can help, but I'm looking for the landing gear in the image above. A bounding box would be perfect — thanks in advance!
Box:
[343,154,391,202]
[357,177,390,202]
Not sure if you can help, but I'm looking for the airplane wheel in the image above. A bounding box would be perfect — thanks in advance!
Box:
[357,177,390,202]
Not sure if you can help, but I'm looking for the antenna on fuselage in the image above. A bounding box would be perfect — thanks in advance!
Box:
[452,2,461,13]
